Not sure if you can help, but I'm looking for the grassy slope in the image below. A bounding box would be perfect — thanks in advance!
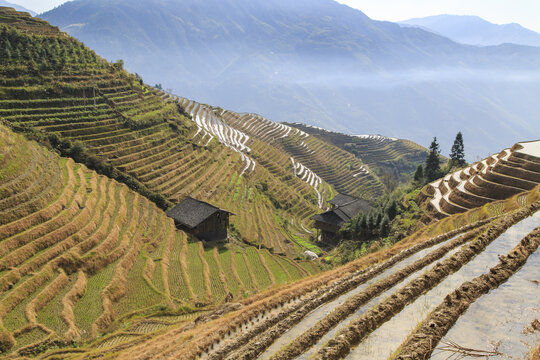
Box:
[222,111,388,200]
[287,122,429,187]
[0,7,338,258]
[62,184,539,360]
[0,123,324,357]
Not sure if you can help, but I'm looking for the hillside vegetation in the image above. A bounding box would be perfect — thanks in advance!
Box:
[61,185,540,360]
[287,123,428,188]
[0,123,323,357]
[0,7,348,258]
[40,0,540,158]
[418,140,540,218]
[218,109,388,200]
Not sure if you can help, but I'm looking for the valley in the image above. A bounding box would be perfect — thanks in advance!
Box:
[0,4,539,360]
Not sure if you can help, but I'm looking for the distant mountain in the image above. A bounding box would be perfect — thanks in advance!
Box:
[0,1,36,15]
[42,0,540,159]
[400,15,540,47]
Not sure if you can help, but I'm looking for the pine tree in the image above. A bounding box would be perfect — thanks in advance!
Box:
[379,215,390,237]
[359,215,367,238]
[450,132,466,167]
[413,164,424,183]
[384,199,397,219]
[425,137,441,182]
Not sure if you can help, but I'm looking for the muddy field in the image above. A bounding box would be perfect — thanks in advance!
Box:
[198,202,540,360]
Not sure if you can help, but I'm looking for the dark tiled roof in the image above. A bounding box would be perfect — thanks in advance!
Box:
[336,198,371,219]
[166,196,230,229]
[312,210,345,226]
[328,194,357,206]
[312,197,371,226]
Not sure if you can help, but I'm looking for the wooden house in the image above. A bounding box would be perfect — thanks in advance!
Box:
[166,196,233,241]
[312,194,370,242]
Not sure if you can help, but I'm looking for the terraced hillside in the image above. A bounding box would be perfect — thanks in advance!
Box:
[0,7,338,257]
[54,185,540,360]
[419,140,540,218]
[0,123,322,357]
[214,107,387,200]
[287,123,429,185]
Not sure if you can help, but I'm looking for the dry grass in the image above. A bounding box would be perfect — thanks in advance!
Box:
[199,241,213,302]
[25,269,69,325]
[61,270,87,340]
[434,339,502,359]
[213,247,230,297]
[92,196,146,336]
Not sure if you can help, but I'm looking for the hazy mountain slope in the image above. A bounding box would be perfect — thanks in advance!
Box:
[0,10,331,355]
[0,2,36,16]
[286,123,428,186]
[41,0,540,160]
[0,7,333,260]
[400,15,540,47]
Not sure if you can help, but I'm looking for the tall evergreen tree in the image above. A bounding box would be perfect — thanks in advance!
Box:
[413,164,424,183]
[425,137,441,182]
[450,131,466,167]
[379,215,390,237]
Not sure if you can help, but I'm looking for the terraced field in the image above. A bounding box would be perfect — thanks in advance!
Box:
[419,140,540,218]
[84,186,539,360]
[5,8,539,359]
[286,123,428,185]
[219,110,386,200]
[0,124,323,357]
[0,8,336,258]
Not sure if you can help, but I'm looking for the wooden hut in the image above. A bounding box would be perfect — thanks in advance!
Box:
[312,194,370,242]
[166,196,233,241]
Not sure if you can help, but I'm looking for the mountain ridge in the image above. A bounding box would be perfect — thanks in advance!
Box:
[0,1,36,16]
[400,14,540,47]
[41,0,540,160]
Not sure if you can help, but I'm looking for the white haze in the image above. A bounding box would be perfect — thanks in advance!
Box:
[282,68,540,88]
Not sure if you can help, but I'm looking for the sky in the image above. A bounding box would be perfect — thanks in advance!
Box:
[5,0,67,13]
[336,0,540,33]
[5,0,540,34]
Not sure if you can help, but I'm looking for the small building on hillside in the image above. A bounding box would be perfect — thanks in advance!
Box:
[312,194,370,242]
[166,196,233,241]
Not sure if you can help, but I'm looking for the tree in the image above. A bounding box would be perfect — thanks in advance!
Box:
[379,215,390,237]
[425,137,441,182]
[450,131,466,167]
[413,164,424,183]
[113,59,124,71]
[384,199,398,219]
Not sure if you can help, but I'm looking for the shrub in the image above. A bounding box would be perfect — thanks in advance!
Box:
[0,326,15,353]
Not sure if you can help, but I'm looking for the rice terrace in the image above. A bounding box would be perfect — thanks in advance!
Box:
[1,2,540,360]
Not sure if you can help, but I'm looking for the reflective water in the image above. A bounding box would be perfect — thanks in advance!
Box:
[344,212,539,360]
[260,234,462,359]
[300,244,463,359]
[432,227,540,359]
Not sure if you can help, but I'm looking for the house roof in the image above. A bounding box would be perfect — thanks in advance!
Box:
[166,196,231,229]
[312,210,345,226]
[335,198,371,219]
[328,194,357,207]
[312,196,371,227]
